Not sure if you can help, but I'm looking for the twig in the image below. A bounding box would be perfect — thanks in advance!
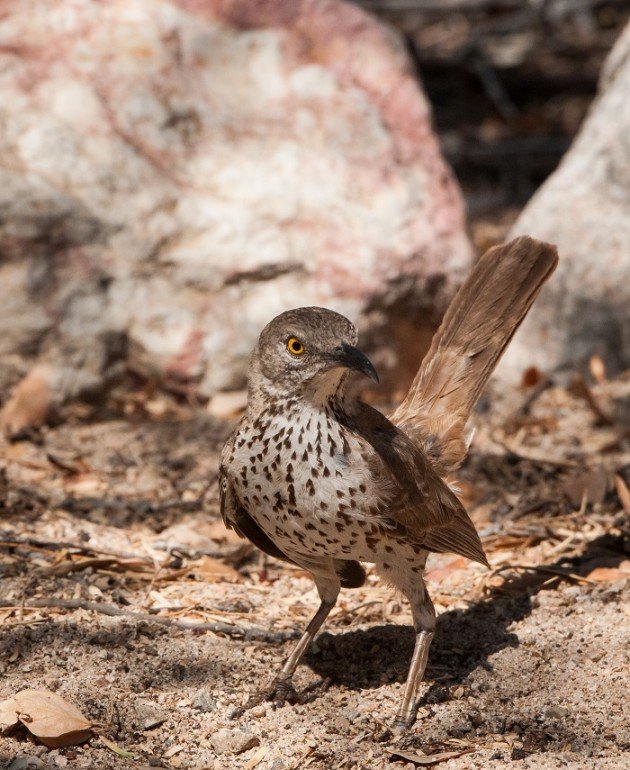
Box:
[491,563,596,585]
[570,374,614,425]
[512,375,554,419]
[0,599,297,643]
[0,534,145,562]
[41,557,149,577]
[491,435,578,468]
[331,600,381,623]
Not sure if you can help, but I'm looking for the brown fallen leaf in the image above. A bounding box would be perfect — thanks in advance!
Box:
[0,365,52,437]
[585,562,630,583]
[614,474,630,515]
[589,354,606,384]
[0,689,92,747]
[62,473,106,495]
[42,556,150,578]
[99,734,135,758]
[189,555,242,582]
[425,557,468,584]
[391,749,472,765]
[563,468,609,508]
[521,366,544,388]
[157,517,243,550]
[245,746,267,770]
[204,519,243,545]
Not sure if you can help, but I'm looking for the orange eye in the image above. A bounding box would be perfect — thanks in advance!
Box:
[286,337,305,355]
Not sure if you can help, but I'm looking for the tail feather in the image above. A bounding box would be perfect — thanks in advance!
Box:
[391,236,558,473]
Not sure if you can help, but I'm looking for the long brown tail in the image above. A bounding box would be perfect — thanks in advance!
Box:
[390,235,558,473]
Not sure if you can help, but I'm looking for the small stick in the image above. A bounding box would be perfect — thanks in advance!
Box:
[491,563,596,585]
[512,374,554,418]
[570,374,614,426]
[0,598,297,643]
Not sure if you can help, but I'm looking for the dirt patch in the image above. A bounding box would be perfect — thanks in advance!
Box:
[1,375,629,769]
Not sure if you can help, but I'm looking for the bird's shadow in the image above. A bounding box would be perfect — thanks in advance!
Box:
[303,533,626,701]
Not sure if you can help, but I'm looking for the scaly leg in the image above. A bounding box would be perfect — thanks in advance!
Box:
[270,597,336,700]
[393,588,436,730]
[270,573,339,699]
[230,574,339,718]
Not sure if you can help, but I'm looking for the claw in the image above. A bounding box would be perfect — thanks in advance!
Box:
[229,677,301,720]
[266,676,301,704]
[390,717,410,737]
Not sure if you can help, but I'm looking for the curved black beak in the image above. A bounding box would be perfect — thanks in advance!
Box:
[331,343,379,383]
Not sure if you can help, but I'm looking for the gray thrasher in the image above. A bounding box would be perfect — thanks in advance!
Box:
[220,236,558,729]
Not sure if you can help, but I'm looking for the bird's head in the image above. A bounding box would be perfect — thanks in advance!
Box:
[250,307,378,405]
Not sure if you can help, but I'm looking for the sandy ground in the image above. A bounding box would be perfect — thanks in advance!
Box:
[0,374,629,770]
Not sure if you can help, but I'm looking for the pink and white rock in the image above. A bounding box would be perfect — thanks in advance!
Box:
[0,0,473,433]
[498,22,630,382]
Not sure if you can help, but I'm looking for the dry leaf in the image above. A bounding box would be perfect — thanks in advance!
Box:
[43,556,150,577]
[245,746,267,770]
[0,365,52,437]
[391,749,471,765]
[614,475,630,514]
[0,689,91,747]
[164,743,185,758]
[62,473,106,495]
[589,354,606,384]
[204,519,243,545]
[0,697,20,730]
[585,562,630,583]
[99,734,135,758]
[563,468,608,507]
[425,557,468,584]
[157,517,242,550]
[190,555,242,582]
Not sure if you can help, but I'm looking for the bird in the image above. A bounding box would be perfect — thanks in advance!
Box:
[219,235,558,729]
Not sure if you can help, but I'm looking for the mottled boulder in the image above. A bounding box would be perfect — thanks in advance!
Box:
[498,22,630,382]
[0,0,473,433]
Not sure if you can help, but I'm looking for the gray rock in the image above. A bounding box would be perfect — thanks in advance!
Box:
[191,689,217,713]
[545,705,570,720]
[210,727,260,755]
[135,700,167,730]
[0,0,473,435]
[498,21,630,381]
[7,759,44,770]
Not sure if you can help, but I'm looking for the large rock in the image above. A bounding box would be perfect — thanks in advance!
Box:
[498,22,630,382]
[0,0,473,433]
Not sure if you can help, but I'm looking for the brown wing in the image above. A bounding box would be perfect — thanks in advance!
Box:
[341,403,488,567]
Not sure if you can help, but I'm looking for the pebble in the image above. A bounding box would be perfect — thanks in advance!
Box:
[545,705,570,720]
[468,708,483,727]
[251,705,266,717]
[192,689,217,713]
[7,759,44,770]
[210,728,260,755]
[135,700,168,730]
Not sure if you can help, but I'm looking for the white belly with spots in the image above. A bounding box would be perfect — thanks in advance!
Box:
[230,405,382,564]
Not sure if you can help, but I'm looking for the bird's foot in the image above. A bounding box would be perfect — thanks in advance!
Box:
[390,718,409,737]
[390,709,416,737]
[265,676,303,705]
[229,677,302,720]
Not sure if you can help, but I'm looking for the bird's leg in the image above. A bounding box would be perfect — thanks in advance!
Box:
[269,574,339,701]
[231,576,338,719]
[393,582,436,732]
[270,596,336,701]
[237,570,336,705]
